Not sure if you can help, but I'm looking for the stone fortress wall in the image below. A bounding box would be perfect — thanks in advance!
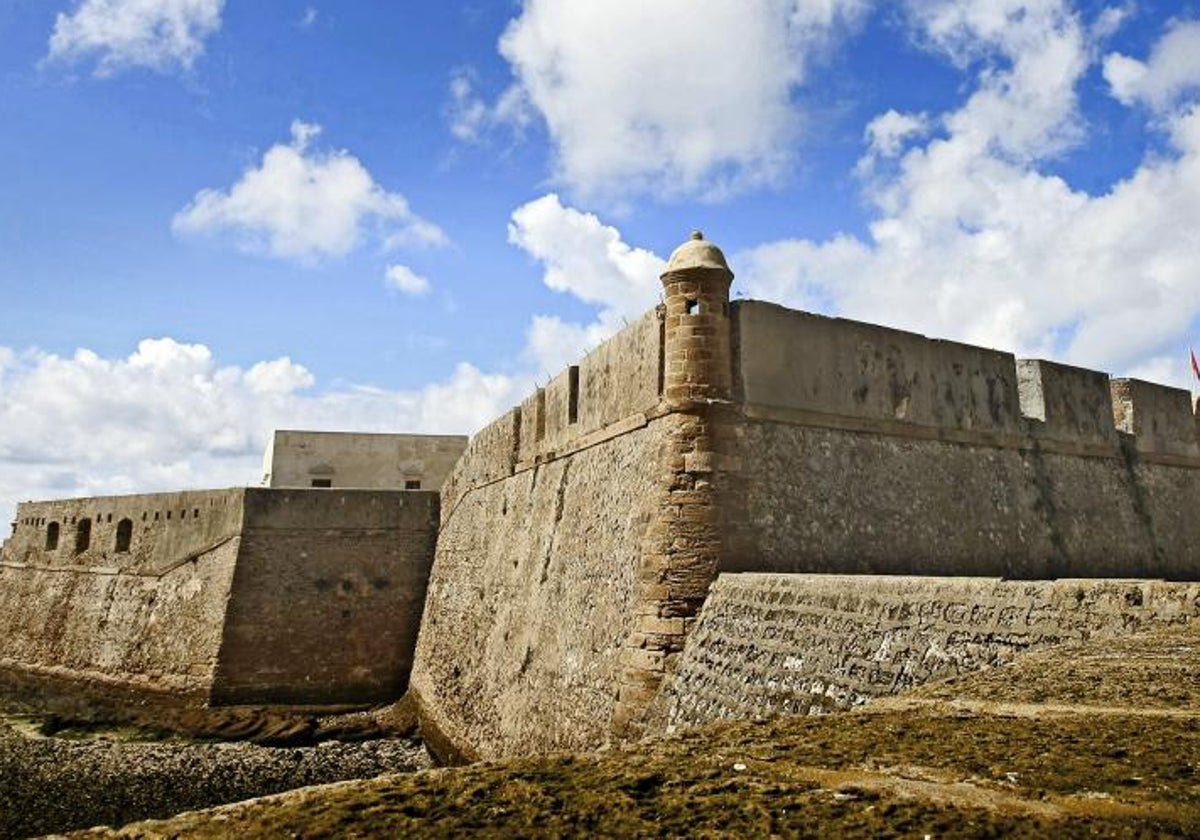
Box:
[0,487,439,710]
[411,310,675,760]
[410,232,1200,762]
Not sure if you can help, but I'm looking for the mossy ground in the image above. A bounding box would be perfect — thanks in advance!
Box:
[79,624,1200,838]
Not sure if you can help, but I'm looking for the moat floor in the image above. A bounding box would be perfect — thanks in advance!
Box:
[72,623,1200,838]
[0,707,429,839]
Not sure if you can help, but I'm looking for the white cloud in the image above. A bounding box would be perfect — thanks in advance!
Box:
[863,110,930,160]
[1091,3,1135,42]
[173,120,448,261]
[465,0,867,202]
[47,0,224,76]
[299,7,318,29]
[508,194,665,373]
[447,73,490,143]
[1104,20,1200,113]
[384,264,431,296]
[0,339,528,526]
[732,3,1200,383]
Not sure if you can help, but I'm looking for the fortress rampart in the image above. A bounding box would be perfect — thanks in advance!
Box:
[411,232,1200,761]
[0,488,438,712]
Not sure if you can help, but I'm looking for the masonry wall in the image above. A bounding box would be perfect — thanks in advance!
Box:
[0,486,439,712]
[0,537,239,700]
[210,488,439,706]
[655,573,1200,731]
[410,311,670,761]
[725,301,1200,579]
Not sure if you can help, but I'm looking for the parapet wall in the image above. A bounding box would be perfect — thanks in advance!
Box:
[734,303,1023,435]
[5,489,244,575]
[655,572,1200,731]
[725,301,1200,580]
[440,308,663,523]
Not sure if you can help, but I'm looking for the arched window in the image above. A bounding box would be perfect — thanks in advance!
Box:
[74,518,91,554]
[45,522,60,550]
[115,518,133,553]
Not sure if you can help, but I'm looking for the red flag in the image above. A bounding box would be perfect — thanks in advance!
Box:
[1191,347,1200,384]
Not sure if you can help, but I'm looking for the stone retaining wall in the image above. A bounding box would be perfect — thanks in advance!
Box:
[654,573,1200,731]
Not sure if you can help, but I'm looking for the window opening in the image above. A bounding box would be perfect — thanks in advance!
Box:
[74,518,92,554]
[311,478,332,488]
[535,388,546,442]
[45,522,60,551]
[568,366,580,424]
[404,480,421,490]
[115,519,133,553]
[685,298,699,315]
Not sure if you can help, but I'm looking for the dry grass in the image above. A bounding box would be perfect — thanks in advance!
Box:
[78,623,1200,839]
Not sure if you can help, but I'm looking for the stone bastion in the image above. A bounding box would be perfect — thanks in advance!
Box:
[0,487,437,716]
[408,232,1200,761]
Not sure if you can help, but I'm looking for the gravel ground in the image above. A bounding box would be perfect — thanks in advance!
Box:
[0,724,430,839]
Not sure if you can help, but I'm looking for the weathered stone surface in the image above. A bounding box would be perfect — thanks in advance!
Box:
[1111,377,1199,458]
[1017,358,1117,446]
[0,488,439,713]
[734,301,1022,434]
[211,489,438,706]
[654,573,1200,730]
[409,423,663,761]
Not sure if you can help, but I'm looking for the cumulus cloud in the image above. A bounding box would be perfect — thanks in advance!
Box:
[1104,20,1200,113]
[47,0,224,76]
[461,0,867,202]
[0,339,527,526]
[173,121,447,261]
[864,110,930,159]
[732,3,1200,386]
[508,194,665,373]
[384,264,431,296]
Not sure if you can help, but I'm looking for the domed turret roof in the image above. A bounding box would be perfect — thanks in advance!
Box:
[664,230,732,276]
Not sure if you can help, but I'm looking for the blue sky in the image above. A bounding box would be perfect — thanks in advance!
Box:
[2,0,1200,521]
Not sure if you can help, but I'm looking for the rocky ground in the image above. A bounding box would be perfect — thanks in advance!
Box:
[61,621,1200,838]
[0,714,429,839]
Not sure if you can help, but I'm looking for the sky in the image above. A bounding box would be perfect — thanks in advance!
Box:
[2,0,1200,523]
